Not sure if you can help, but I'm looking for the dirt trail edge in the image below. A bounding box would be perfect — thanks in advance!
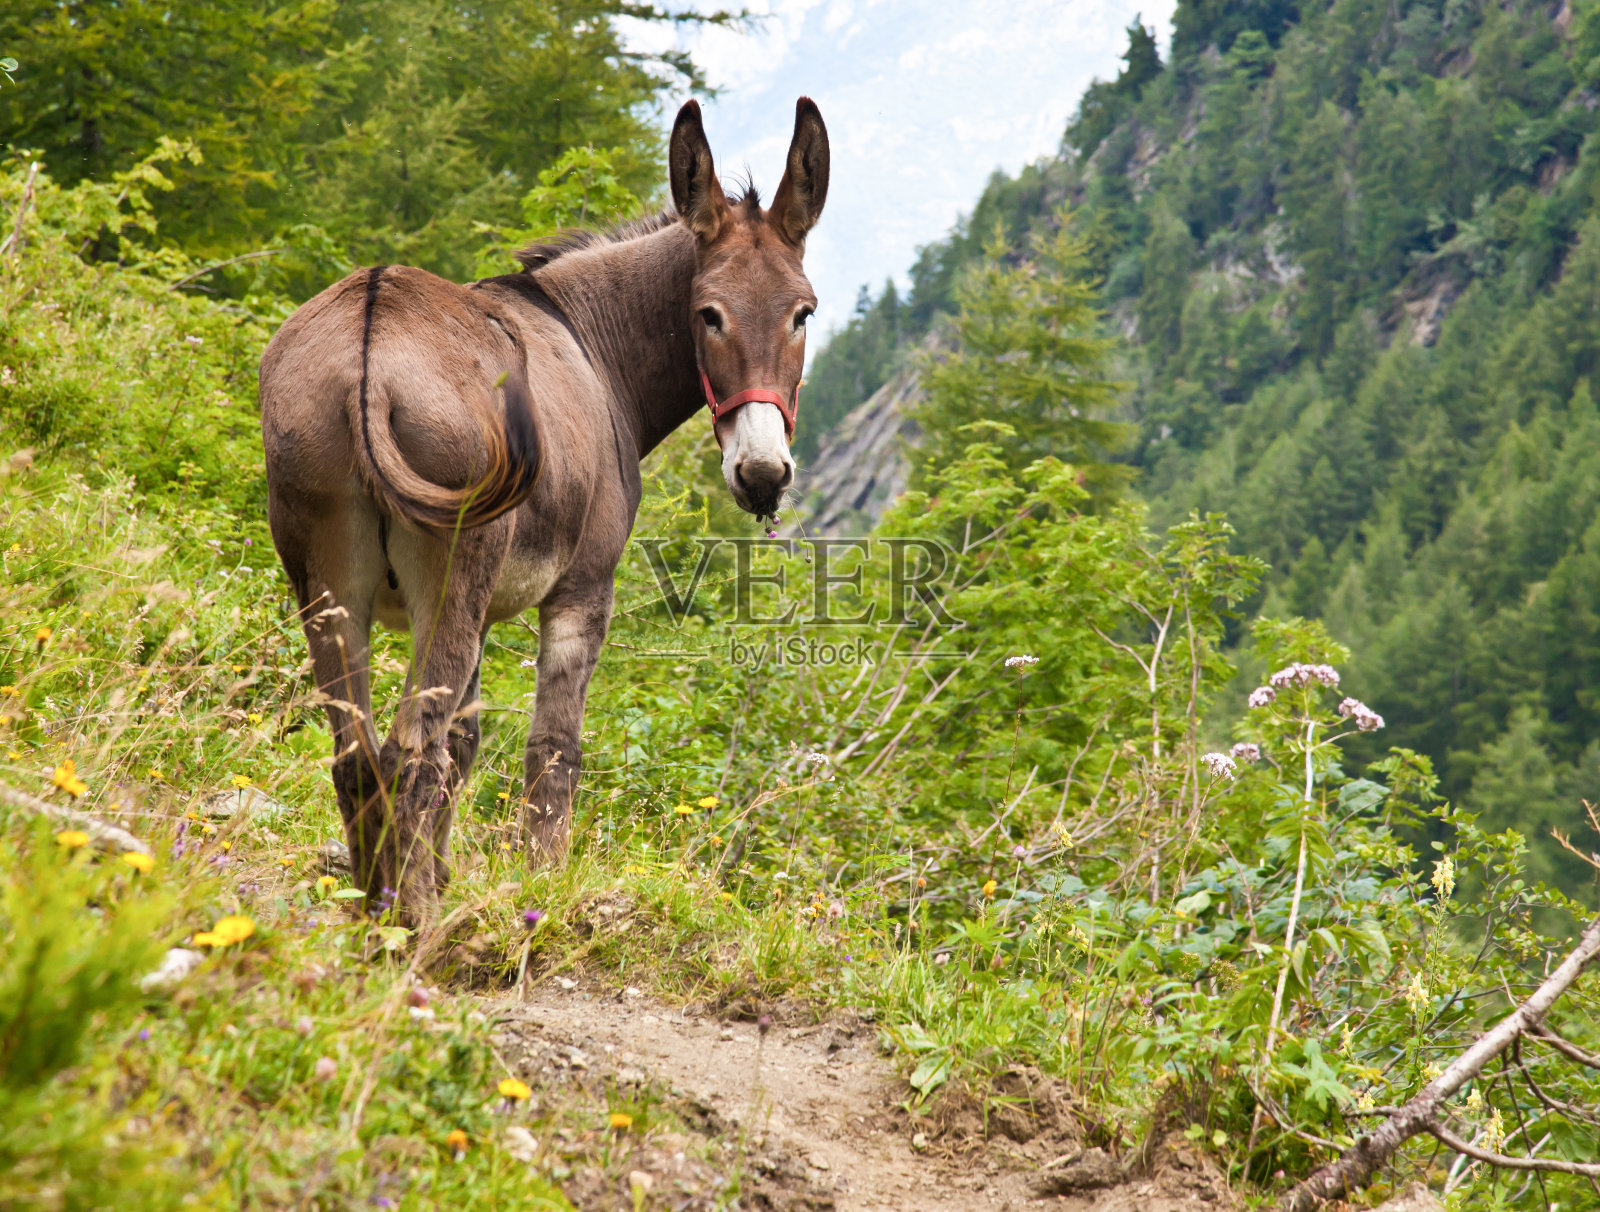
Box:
[488,982,1238,1212]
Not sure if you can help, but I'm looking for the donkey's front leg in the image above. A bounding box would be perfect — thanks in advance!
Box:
[521,587,612,864]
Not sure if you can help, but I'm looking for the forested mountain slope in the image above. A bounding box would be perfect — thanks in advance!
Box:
[805,0,1600,889]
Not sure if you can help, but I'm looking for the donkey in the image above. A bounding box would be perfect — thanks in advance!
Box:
[260,98,828,926]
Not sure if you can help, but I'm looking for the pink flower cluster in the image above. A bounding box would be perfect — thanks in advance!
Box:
[1229,742,1261,764]
[1268,662,1341,689]
[1337,697,1385,731]
[1200,751,1237,780]
[1248,686,1276,708]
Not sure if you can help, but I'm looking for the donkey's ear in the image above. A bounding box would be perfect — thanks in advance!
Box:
[770,97,830,247]
[670,99,727,243]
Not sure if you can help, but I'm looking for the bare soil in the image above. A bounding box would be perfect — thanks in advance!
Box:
[486,977,1241,1211]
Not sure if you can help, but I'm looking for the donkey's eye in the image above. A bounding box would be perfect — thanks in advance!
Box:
[698,307,724,333]
[794,307,814,331]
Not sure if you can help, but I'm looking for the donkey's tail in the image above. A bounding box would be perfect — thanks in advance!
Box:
[351,266,541,532]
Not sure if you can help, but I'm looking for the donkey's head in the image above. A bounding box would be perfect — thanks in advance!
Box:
[670,97,829,517]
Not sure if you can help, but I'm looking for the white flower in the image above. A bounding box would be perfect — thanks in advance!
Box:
[185,334,204,347]
[1337,697,1385,731]
[803,751,829,764]
[1230,742,1261,764]
[1268,662,1342,689]
[1248,686,1276,708]
[1005,654,1039,668]
[1200,752,1237,780]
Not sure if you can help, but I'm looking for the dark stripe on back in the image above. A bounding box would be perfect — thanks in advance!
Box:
[474,273,592,368]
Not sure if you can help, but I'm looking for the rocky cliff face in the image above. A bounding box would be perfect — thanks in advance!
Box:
[794,331,950,536]
[794,361,920,536]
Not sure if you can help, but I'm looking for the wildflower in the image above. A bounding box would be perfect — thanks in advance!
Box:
[1337,697,1385,732]
[1004,654,1039,668]
[697,795,719,809]
[1423,1061,1443,1081]
[52,759,87,797]
[230,775,253,790]
[138,1028,151,1041]
[148,767,163,781]
[296,1016,314,1037]
[765,528,778,539]
[982,878,997,898]
[1355,1089,1375,1111]
[673,802,694,816]
[55,829,90,849]
[220,840,232,851]
[498,1077,532,1101]
[186,334,204,348]
[497,791,511,801]
[1229,742,1261,764]
[1482,1107,1505,1153]
[0,685,18,698]
[317,874,338,891]
[35,626,51,647]
[1268,662,1340,690]
[934,952,949,967]
[1431,855,1455,901]
[123,851,154,873]
[1464,1085,1483,1112]
[827,900,844,920]
[446,1128,469,1158]
[608,1111,634,1130]
[1012,843,1027,859]
[1050,822,1073,847]
[247,712,263,725]
[804,751,829,764]
[1340,1024,1354,1054]
[710,834,724,846]
[5,750,17,760]
[1200,751,1237,780]
[186,811,199,821]
[523,908,545,929]
[314,1057,337,1082]
[200,823,216,835]
[279,856,293,869]
[1404,971,1429,1014]
[194,915,255,948]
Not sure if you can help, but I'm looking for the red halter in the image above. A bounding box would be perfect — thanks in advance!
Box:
[699,366,799,438]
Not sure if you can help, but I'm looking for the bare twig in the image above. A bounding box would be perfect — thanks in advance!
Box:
[0,161,39,258]
[0,780,151,854]
[166,248,283,291]
[1283,911,1600,1210]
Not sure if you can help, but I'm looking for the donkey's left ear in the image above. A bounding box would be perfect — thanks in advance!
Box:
[770,97,829,247]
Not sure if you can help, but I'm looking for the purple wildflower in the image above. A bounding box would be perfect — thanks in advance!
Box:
[523,908,545,929]
[1248,686,1276,708]
[138,1028,151,1042]
[1200,751,1237,780]
[1230,742,1261,764]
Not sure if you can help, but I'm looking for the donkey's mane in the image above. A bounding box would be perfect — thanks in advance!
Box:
[513,184,765,271]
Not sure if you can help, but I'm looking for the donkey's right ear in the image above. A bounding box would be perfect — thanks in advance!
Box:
[670,100,727,243]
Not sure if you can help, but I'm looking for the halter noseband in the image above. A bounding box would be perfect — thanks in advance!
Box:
[698,366,799,438]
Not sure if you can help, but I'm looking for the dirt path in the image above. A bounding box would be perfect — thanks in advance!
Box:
[487,981,1236,1212]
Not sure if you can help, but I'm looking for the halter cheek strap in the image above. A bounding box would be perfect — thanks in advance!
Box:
[699,366,799,438]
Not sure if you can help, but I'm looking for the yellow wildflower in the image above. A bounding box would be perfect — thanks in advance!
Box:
[279,856,293,869]
[1423,1061,1443,1081]
[445,1128,469,1155]
[55,829,90,849]
[35,626,51,647]
[1465,1087,1483,1112]
[0,685,18,698]
[608,1111,634,1130]
[122,851,154,873]
[497,1077,531,1101]
[1356,1089,1375,1111]
[317,875,338,890]
[7,749,21,760]
[230,775,253,790]
[148,768,163,781]
[982,879,997,899]
[247,712,263,725]
[185,811,199,821]
[194,915,255,948]
[1404,971,1429,1014]
[1482,1108,1505,1153]
[219,840,231,851]
[200,823,216,835]
[51,760,87,797]
[697,795,719,809]
[1431,856,1455,901]
[674,803,694,816]
[710,834,723,846]
[231,664,245,674]
[719,892,734,901]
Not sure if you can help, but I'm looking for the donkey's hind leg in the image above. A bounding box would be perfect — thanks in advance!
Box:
[271,500,391,911]
[435,643,486,889]
[385,521,510,925]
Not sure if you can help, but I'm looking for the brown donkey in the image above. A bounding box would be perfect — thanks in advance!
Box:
[261,98,828,926]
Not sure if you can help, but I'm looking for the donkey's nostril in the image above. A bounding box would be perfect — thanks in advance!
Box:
[776,464,794,492]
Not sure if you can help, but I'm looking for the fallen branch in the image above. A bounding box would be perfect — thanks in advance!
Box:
[1283,911,1600,1210]
[0,781,151,854]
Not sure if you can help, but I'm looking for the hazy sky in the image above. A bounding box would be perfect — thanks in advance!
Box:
[622,0,1176,340]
